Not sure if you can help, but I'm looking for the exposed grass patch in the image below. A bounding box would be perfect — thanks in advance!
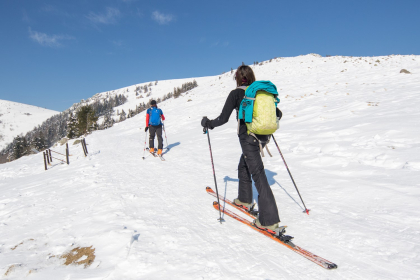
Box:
[4,264,21,276]
[11,239,34,250]
[60,246,95,268]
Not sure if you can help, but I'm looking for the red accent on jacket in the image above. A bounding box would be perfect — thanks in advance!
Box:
[146,113,150,127]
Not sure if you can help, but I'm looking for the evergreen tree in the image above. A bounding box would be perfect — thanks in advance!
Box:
[102,110,114,129]
[67,112,78,139]
[119,109,126,122]
[12,135,25,160]
[33,132,46,151]
[76,105,98,135]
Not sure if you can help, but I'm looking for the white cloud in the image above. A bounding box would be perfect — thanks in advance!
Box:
[209,40,229,48]
[22,10,31,23]
[28,28,74,47]
[136,8,144,17]
[41,4,57,13]
[152,11,174,25]
[112,40,124,47]
[86,7,121,25]
[41,4,72,18]
[210,41,219,48]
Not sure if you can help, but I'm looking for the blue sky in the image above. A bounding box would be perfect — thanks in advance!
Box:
[1,0,419,111]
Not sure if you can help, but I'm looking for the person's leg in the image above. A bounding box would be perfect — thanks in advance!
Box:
[149,126,156,149]
[239,134,280,226]
[156,125,163,150]
[237,154,253,204]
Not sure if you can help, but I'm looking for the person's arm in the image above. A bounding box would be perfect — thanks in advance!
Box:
[145,110,150,127]
[160,110,165,121]
[209,90,239,128]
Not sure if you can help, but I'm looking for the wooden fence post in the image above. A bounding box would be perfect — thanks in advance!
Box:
[81,139,86,156]
[43,152,48,170]
[83,138,88,154]
[48,149,53,162]
[66,143,70,165]
[81,138,88,156]
[45,150,50,165]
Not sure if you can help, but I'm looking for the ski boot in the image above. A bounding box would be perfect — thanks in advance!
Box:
[252,218,280,234]
[233,198,258,217]
[252,219,295,247]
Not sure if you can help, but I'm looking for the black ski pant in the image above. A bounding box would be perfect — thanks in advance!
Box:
[149,125,163,149]
[237,133,280,226]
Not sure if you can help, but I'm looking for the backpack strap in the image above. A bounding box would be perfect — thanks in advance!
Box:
[237,86,246,134]
[249,133,273,157]
[265,138,273,157]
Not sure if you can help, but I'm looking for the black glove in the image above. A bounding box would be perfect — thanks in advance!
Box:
[201,117,213,129]
[145,127,149,132]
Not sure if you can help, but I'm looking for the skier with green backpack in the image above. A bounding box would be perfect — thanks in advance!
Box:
[201,65,282,232]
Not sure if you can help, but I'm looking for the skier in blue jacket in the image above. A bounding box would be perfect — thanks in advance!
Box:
[145,100,165,155]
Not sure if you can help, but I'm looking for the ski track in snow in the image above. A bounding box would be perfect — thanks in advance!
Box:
[1,54,420,279]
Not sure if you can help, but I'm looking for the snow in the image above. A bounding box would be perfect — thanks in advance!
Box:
[1,54,420,279]
[0,100,59,151]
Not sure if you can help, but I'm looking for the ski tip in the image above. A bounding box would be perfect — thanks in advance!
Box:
[327,263,338,269]
[213,201,219,206]
[304,209,311,215]
[206,186,211,190]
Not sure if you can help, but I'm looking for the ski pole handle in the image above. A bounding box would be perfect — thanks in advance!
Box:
[202,116,208,134]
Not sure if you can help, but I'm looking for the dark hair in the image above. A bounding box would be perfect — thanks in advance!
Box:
[234,65,255,87]
[150,100,157,106]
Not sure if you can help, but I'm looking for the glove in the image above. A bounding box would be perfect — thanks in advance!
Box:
[201,117,213,129]
[145,127,149,132]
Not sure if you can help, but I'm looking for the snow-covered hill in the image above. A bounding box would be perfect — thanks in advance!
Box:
[0,100,59,151]
[1,54,419,279]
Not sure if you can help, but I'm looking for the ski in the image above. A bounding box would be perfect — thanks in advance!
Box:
[206,186,258,219]
[145,148,157,157]
[212,201,338,270]
[146,148,164,160]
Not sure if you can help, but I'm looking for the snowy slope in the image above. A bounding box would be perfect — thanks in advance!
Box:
[0,100,59,151]
[79,77,202,124]
[1,54,420,279]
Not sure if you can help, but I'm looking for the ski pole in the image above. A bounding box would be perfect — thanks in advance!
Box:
[203,120,224,223]
[142,129,148,160]
[272,135,310,215]
[162,122,169,149]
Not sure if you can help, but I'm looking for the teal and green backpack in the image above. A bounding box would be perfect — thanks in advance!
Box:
[238,80,280,135]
